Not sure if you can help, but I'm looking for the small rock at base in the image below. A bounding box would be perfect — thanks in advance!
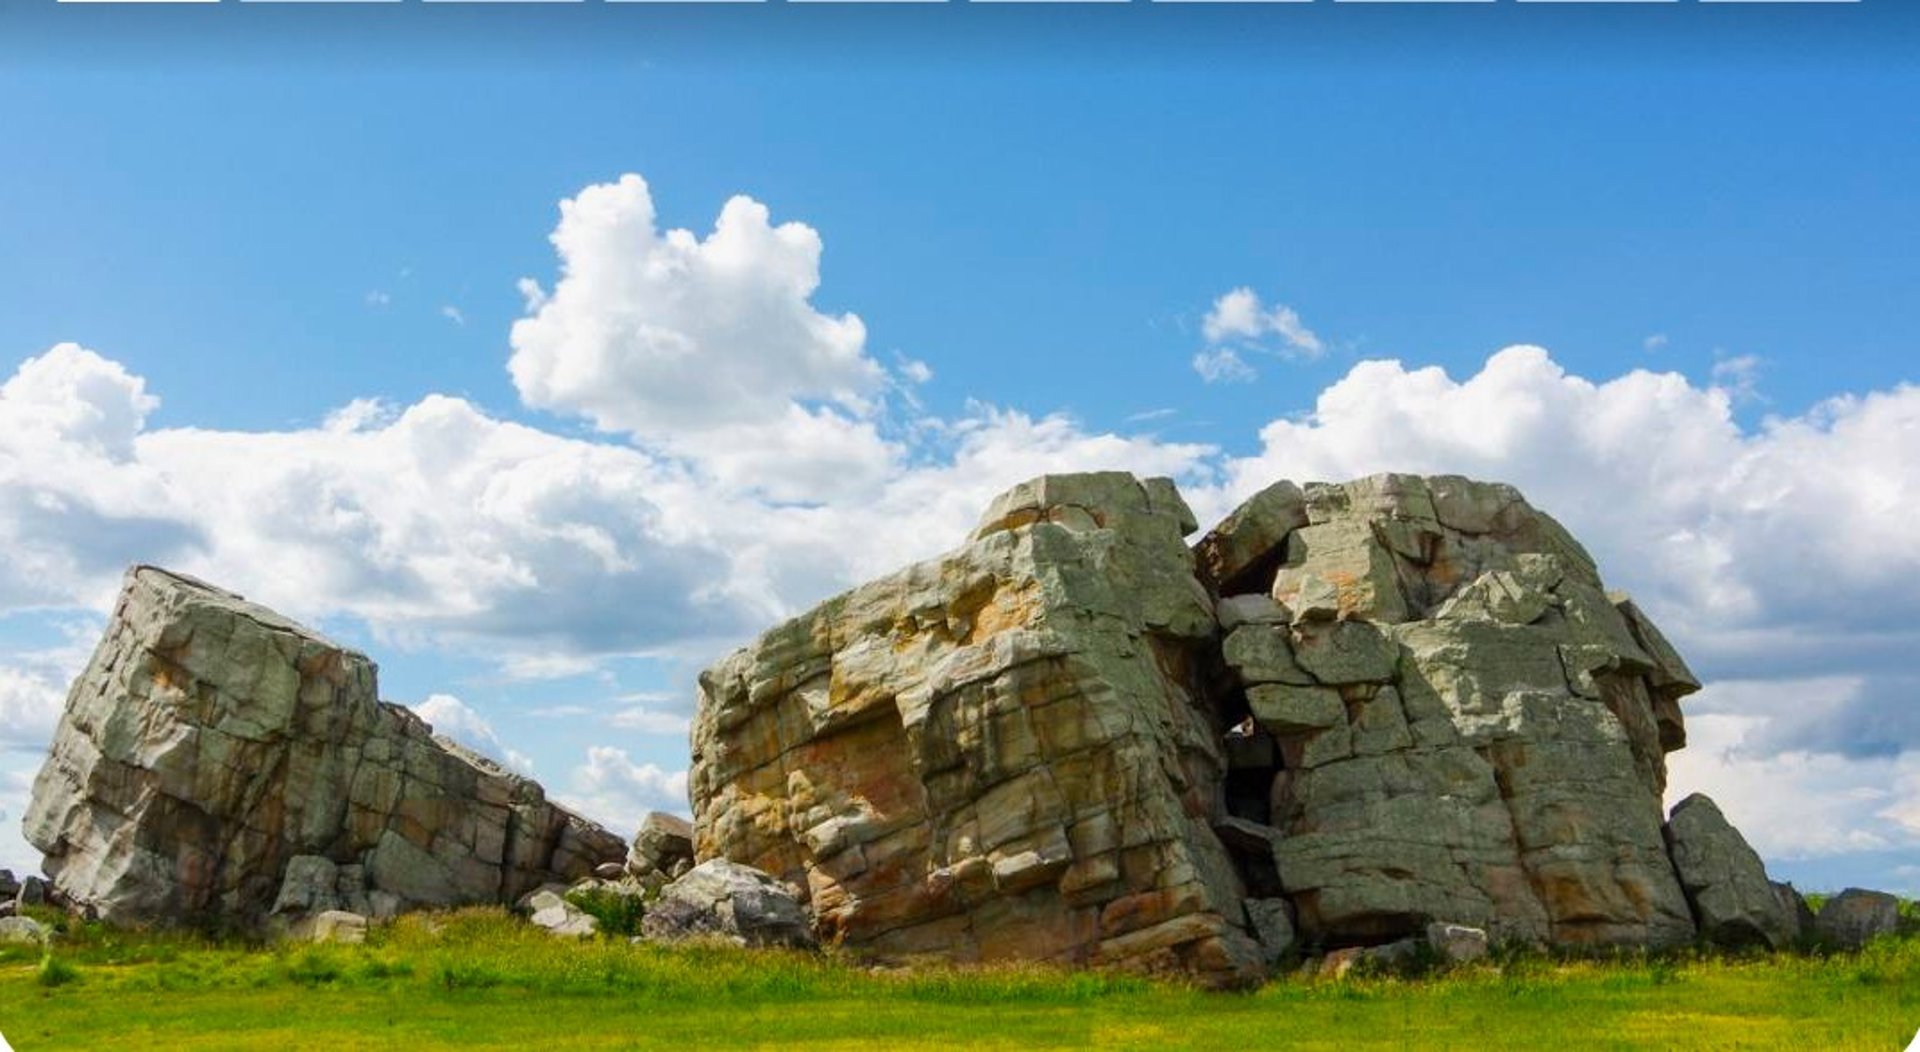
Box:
[0,916,49,944]
[1425,922,1489,964]
[1815,888,1902,950]
[295,910,368,944]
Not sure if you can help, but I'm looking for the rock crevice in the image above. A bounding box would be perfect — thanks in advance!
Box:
[690,471,1758,984]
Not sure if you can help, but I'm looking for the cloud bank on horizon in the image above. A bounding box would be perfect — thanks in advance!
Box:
[1,173,1917,888]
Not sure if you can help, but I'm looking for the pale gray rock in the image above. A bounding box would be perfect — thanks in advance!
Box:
[0,916,48,944]
[23,566,625,929]
[1665,794,1798,950]
[293,910,368,944]
[272,855,343,917]
[1244,898,1297,967]
[1213,473,1699,951]
[627,811,695,879]
[641,859,816,949]
[1425,922,1489,964]
[594,862,627,881]
[1815,888,1902,949]
[528,889,599,939]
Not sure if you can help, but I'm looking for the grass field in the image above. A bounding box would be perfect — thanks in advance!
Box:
[2,909,1917,1050]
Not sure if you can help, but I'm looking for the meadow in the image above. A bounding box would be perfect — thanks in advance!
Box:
[1,907,1917,1051]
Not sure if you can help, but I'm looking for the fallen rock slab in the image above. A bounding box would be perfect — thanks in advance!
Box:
[1665,793,1799,950]
[23,566,626,929]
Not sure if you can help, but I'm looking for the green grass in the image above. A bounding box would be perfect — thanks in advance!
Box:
[1,909,1917,1050]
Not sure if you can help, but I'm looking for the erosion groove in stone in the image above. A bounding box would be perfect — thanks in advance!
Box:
[690,470,1766,985]
[23,566,625,927]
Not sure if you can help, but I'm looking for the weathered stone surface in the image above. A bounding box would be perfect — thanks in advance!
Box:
[1194,481,1306,595]
[1206,474,1702,951]
[293,910,368,944]
[1316,936,1422,979]
[1665,794,1798,950]
[1815,888,1902,949]
[526,889,599,939]
[1244,898,1297,968]
[16,875,48,910]
[641,859,815,949]
[691,470,1745,981]
[1425,922,1489,964]
[0,916,48,944]
[690,472,1261,986]
[627,811,695,879]
[23,566,625,929]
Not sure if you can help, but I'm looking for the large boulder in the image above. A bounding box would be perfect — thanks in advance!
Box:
[627,811,695,880]
[690,473,1264,986]
[1815,888,1903,949]
[1665,793,1800,949]
[689,471,1745,985]
[1206,474,1700,949]
[641,859,816,949]
[23,566,625,928]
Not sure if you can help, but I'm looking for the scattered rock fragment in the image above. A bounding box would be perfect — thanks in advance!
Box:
[641,860,815,949]
[1425,922,1490,965]
[0,916,48,945]
[1815,888,1902,950]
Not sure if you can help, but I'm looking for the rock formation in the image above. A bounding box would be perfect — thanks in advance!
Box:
[1207,475,1699,950]
[689,471,1756,985]
[23,566,624,928]
[1665,793,1802,949]
[1815,888,1903,949]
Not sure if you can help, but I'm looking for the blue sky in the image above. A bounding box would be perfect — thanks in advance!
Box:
[2,1,1917,896]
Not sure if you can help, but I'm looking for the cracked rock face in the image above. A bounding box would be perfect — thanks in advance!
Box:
[691,473,1265,986]
[1205,474,1700,949]
[23,567,624,927]
[692,471,1726,983]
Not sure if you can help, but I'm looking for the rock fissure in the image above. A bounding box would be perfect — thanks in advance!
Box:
[687,471,1803,983]
[20,473,1812,983]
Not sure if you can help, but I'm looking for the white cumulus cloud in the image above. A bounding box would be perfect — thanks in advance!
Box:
[508,174,890,499]
[1201,287,1324,359]
[562,745,690,831]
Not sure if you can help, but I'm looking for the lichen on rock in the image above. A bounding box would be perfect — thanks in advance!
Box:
[689,470,1752,983]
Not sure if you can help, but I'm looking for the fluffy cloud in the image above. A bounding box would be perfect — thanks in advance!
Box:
[1193,347,1256,385]
[1211,346,1920,683]
[0,344,200,609]
[0,666,63,752]
[508,175,892,500]
[607,704,692,736]
[1201,287,1324,360]
[562,746,690,831]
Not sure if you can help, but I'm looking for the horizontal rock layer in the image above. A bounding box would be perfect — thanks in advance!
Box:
[692,473,1264,986]
[693,470,1744,981]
